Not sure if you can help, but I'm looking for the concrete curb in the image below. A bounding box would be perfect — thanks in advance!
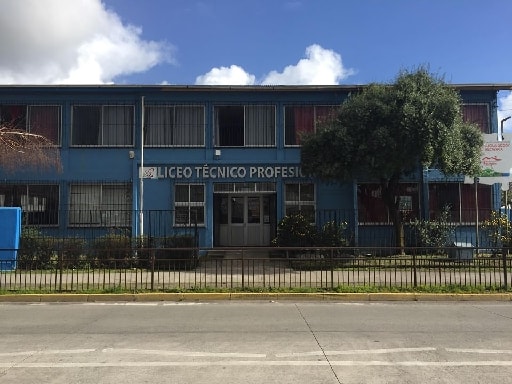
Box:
[0,292,510,303]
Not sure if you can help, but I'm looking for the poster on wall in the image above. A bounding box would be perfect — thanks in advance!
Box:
[464,134,512,191]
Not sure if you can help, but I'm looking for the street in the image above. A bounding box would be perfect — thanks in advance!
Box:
[0,300,511,383]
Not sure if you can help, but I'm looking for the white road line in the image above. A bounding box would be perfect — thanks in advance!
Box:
[1,360,512,368]
[276,347,436,357]
[446,348,512,354]
[0,349,96,357]
[101,348,266,358]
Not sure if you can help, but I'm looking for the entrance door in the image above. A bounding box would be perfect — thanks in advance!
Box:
[216,195,272,246]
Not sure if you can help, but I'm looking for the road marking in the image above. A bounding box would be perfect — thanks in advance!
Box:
[446,348,512,354]
[101,348,266,358]
[0,349,96,357]
[276,347,436,357]
[1,360,512,368]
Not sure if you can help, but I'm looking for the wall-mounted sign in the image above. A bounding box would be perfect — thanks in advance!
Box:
[140,164,304,180]
[464,134,512,190]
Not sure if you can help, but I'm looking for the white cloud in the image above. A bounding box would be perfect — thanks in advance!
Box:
[499,91,512,133]
[261,44,354,85]
[0,0,171,84]
[195,65,256,85]
[195,44,354,86]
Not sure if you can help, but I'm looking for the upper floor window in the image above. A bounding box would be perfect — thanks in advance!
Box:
[0,105,61,144]
[462,103,489,133]
[284,105,337,146]
[0,184,59,225]
[71,105,134,146]
[214,105,275,147]
[145,105,205,146]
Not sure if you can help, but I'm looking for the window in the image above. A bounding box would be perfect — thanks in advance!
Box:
[462,104,489,133]
[71,105,133,146]
[284,105,337,145]
[145,105,205,146]
[284,183,315,223]
[174,184,205,226]
[357,183,420,224]
[0,184,59,225]
[214,105,275,147]
[0,105,61,144]
[69,183,132,226]
[428,183,492,223]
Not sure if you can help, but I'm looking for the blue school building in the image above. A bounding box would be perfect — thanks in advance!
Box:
[0,84,508,248]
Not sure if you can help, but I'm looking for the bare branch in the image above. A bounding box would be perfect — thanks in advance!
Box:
[0,123,62,173]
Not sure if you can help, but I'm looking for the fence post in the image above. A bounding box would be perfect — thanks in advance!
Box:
[330,248,334,290]
[56,248,63,292]
[412,253,417,288]
[502,246,508,290]
[241,249,245,290]
[150,248,155,292]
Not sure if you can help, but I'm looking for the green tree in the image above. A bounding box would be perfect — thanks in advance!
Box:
[300,68,483,252]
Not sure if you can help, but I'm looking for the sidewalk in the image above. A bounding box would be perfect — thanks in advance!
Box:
[0,292,511,303]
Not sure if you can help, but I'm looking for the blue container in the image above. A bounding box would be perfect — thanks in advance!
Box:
[0,207,22,270]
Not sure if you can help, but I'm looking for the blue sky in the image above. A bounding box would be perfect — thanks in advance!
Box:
[0,0,511,127]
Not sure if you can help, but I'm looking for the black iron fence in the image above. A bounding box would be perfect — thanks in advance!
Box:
[0,246,510,292]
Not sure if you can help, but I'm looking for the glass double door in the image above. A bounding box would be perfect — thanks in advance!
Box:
[216,195,272,246]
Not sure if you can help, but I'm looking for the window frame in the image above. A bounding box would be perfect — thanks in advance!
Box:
[357,183,421,225]
[0,104,61,145]
[68,183,132,227]
[284,182,316,224]
[174,183,206,227]
[213,105,276,147]
[71,105,134,147]
[462,103,490,134]
[144,104,205,147]
[284,105,338,146]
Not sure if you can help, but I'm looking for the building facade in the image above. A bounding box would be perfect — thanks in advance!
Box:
[0,84,506,248]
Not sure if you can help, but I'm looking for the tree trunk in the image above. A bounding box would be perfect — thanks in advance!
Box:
[381,176,406,255]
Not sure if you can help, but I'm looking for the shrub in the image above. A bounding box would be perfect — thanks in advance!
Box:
[410,206,455,254]
[58,237,87,269]
[90,231,133,268]
[481,211,512,248]
[18,227,55,270]
[149,235,198,270]
[272,214,318,248]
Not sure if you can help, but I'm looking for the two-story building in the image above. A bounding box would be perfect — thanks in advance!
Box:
[0,84,507,248]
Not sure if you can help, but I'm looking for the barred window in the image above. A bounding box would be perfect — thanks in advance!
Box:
[69,183,132,226]
[0,105,61,144]
[145,105,205,146]
[214,105,275,147]
[428,182,492,223]
[284,105,337,146]
[284,183,316,223]
[174,184,205,226]
[0,184,59,225]
[71,105,134,146]
[357,183,420,224]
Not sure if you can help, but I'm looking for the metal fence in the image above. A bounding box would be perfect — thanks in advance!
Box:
[0,246,510,292]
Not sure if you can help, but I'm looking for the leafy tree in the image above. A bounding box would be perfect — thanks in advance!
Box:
[301,68,483,252]
[0,123,61,173]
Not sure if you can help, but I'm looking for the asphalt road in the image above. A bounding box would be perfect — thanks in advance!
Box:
[0,300,511,383]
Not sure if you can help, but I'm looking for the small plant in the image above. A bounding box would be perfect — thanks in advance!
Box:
[410,206,455,255]
[18,227,55,269]
[481,211,512,248]
[90,230,133,268]
[58,237,87,269]
[272,214,318,248]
